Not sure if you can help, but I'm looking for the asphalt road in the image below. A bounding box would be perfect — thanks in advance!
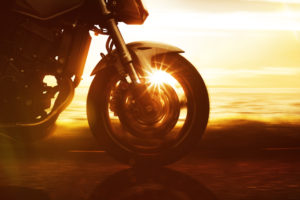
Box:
[0,121,300,200]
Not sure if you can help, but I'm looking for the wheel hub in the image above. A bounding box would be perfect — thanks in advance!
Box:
[115,83,180,138]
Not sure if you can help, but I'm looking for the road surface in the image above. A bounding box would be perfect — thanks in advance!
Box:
[0,121,300,200]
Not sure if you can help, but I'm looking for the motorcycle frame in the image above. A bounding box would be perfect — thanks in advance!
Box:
[0,0,138,128]
[0,0,182,129]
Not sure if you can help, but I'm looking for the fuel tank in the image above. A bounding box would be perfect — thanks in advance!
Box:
[13,0,85,20]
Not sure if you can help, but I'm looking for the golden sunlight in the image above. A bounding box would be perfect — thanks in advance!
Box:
[43,75,57,87]
[248,0,300,3]
[146,70,177,88]
[59,0,300,125]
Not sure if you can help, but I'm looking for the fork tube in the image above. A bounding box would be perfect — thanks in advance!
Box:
[107,18,141,84]
[98,0,140,84]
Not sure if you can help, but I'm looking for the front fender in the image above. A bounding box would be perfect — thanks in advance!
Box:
[91,41,184,76]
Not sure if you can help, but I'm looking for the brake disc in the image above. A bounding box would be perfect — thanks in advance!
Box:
[113,83,180,139]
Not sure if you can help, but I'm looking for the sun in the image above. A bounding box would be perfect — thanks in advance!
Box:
[146,69,177,88]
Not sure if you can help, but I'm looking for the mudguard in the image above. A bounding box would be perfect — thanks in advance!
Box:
[91,41,184,76]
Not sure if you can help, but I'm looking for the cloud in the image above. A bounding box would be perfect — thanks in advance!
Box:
[200,67,300,88]
[144,0,286,13]
[142,11,300,31]
[247,0,300,4]
[202,67,300,78]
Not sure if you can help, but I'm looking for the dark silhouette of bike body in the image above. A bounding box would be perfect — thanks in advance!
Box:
[0,0,209,165]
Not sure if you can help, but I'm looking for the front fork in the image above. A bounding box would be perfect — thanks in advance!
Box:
[98,0,140,85]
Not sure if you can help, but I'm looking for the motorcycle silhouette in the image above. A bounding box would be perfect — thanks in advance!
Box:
[0,0,209,166]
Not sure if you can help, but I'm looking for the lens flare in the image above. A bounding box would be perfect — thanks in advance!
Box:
[146,69,177,88]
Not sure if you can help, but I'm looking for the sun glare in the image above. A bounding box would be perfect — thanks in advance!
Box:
[146,70,177,88]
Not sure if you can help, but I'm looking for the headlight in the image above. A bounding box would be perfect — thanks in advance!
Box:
[109,0,149,25]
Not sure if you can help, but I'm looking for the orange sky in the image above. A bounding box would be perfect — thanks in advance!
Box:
[58,0,300,125]
[81,0,300,88]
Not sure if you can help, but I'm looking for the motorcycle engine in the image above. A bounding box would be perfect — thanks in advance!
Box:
[0,15,63,123]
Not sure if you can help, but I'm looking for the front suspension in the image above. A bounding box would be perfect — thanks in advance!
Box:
[98,0,140,85]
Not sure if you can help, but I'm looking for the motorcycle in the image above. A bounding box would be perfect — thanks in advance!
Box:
[0,0,209,166]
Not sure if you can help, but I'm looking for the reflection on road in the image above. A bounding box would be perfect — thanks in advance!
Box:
[0,186,50,200]
[89,167,218,200]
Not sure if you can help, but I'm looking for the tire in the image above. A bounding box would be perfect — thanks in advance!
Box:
[87,53,209,166]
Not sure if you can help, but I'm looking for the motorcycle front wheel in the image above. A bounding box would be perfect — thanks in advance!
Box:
[87,53,209,166]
